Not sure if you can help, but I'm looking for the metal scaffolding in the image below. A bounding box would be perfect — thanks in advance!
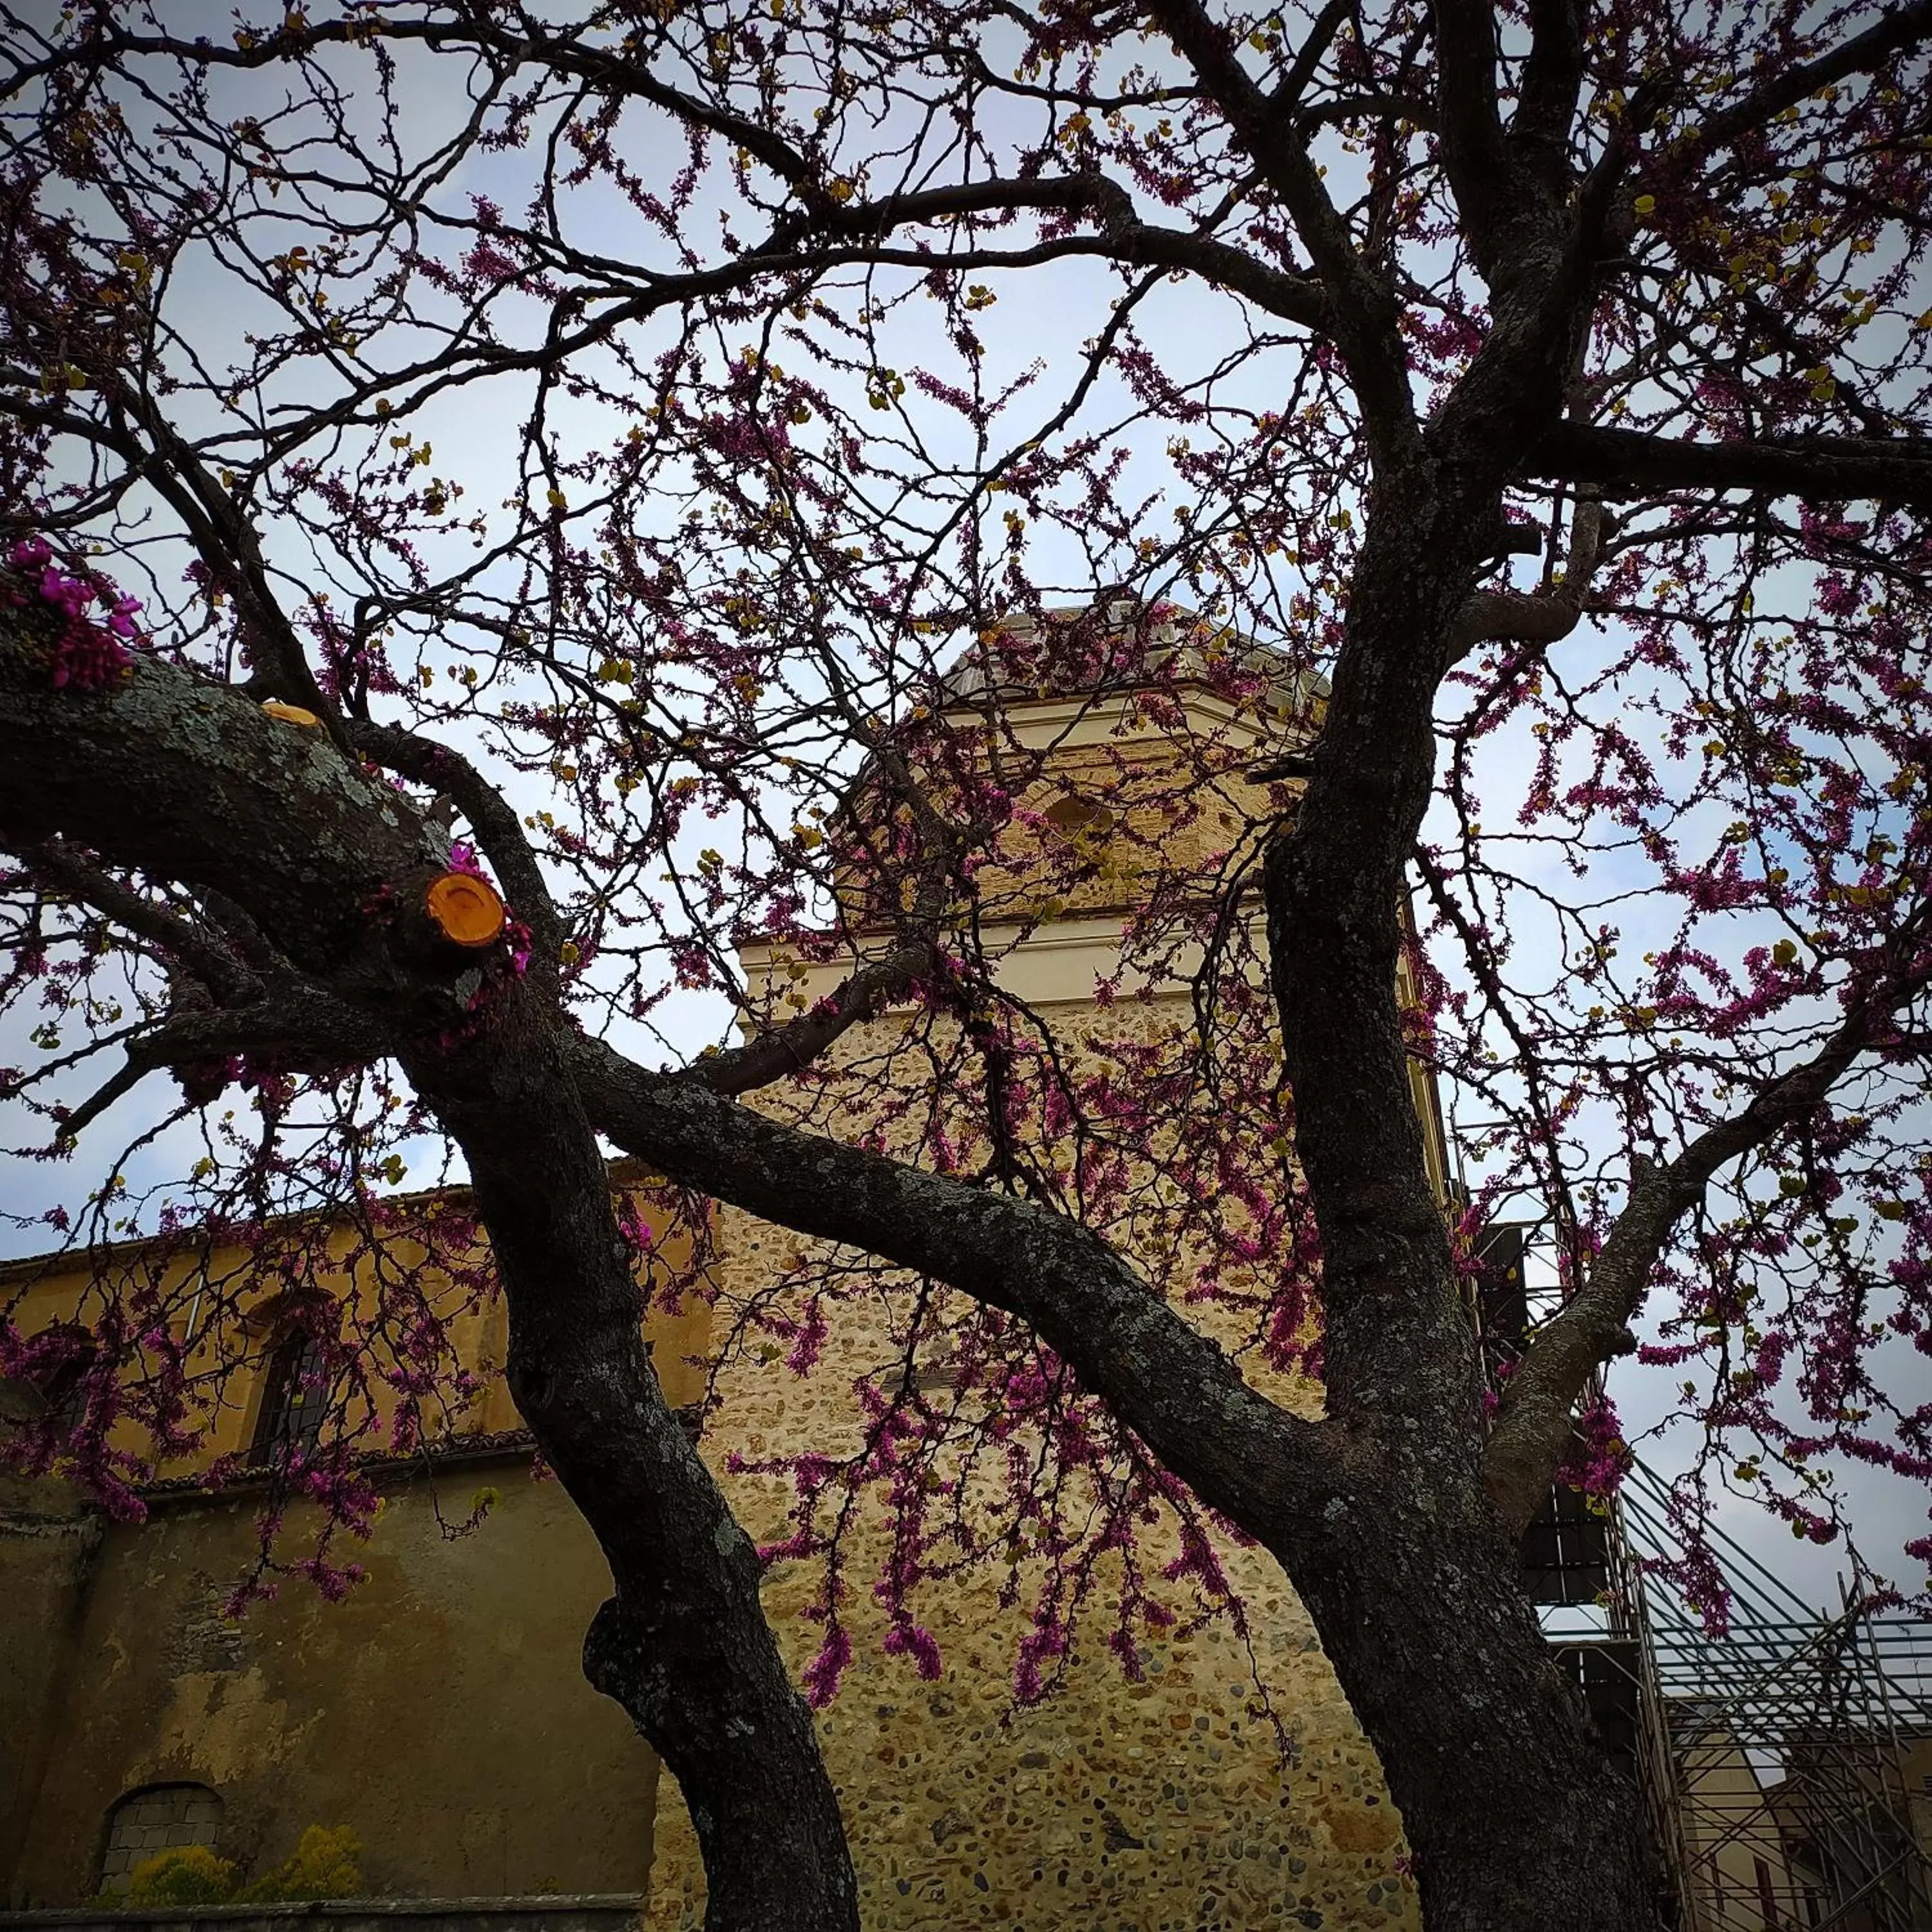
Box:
[1610,1464,1932,1932]
[1468,1217,1932,1929]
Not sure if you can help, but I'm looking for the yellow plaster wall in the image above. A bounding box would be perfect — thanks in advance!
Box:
[649,1309,1416,1929]
[2,1461,657,1908]
[0,1195,706,1481]
[1,1206,708,1908]
[1674,1734,1795,1932]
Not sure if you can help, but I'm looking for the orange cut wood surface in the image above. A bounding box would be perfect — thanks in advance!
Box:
[425,871,506,947]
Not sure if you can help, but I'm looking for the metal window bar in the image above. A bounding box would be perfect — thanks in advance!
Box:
[248,1329,327,1465]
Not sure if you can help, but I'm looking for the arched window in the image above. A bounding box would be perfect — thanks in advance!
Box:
[0,1327,96,1439]
[98,1783,222,1890]
[37,1344,95,1435]
[249,1329,327,1464]
[1043,793,1114,840]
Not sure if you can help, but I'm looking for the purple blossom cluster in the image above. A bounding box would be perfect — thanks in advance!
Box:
[4,536,142,690]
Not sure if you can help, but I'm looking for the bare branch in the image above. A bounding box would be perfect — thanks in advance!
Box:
[1276,0,1354,120]
[12,837,262,1006]
[1530,421,1932,507]
[1147,0,1418,462]
[1451,495,1611,649]
[98,381,344,735]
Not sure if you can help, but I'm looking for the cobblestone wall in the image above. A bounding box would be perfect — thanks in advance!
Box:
[645,987,1421,1929]
[647,1247,1418,1931]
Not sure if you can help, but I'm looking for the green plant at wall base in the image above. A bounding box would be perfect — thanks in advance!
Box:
[240,1827,365,1903]
[103,1845,240,1908]
[93,1828,363,1909]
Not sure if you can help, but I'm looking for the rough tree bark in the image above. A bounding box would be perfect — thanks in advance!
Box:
[0,647,858,1932]
[401,1019,858,1932]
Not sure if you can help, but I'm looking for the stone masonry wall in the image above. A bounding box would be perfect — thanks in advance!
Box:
[645,982,1421,1931]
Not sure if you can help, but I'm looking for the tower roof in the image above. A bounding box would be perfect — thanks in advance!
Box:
[937,596,1327,714]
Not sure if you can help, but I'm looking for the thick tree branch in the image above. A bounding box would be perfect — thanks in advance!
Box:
[1428,0,1514,280]
[1451,495,1610,649]
[1484,925,1932,1531]
[1276,0,1352,120]
[0,624,452,993]
[1530,421,1932,507]
[571,1034,1340,1533]
[57,999,381,1139]
[1513,1,1587,165]
[1684,1,1932,158]
[1429,0,1584,298]
[1261,459,1498,1456]
[1092,205,1331,330]
[768,170,1331,330]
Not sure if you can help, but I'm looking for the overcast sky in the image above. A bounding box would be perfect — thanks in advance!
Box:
[3,3,1927,1623]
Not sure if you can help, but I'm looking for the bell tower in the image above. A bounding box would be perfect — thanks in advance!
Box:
[743,595,1328,1021]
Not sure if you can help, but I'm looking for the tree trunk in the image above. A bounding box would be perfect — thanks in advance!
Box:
[402,1010,858,1932]
[1247,455,1667,1930]
[1274,1493,1665,1932]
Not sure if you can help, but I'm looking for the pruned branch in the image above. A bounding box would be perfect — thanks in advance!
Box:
[0,625,451,990]
[346,720,561,958]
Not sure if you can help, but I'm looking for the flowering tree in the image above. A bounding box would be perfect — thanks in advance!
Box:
[5,2,1932,1927]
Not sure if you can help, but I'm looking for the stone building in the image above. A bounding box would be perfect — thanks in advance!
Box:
[1,611,1427,1929]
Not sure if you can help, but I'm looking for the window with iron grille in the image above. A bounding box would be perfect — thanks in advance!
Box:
[249,1329,327,1464]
